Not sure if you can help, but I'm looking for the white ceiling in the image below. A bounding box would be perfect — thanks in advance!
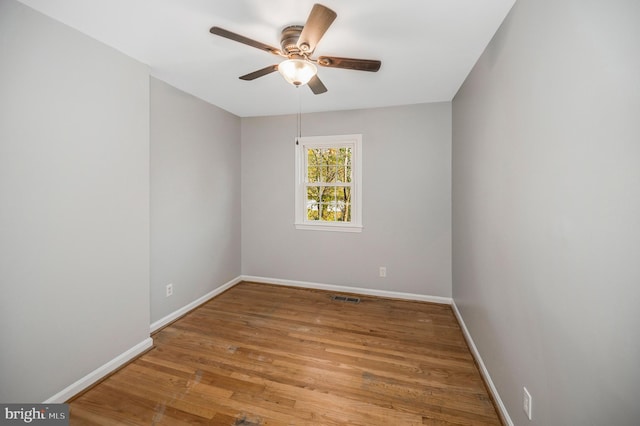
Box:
[16,0,515,117]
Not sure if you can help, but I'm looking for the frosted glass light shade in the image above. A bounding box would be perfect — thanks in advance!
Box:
[278,59,317,86]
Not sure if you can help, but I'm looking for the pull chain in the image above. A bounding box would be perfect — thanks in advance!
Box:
[296,86,302,144]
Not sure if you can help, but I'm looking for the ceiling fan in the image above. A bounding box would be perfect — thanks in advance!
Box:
[209,3,381,95]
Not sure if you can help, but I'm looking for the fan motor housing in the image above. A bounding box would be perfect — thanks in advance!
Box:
[280,25,304,55]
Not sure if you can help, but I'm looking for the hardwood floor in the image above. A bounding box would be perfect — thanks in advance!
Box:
[70,282,501,425]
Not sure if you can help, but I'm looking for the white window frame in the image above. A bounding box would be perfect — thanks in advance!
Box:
[295,134,362,232]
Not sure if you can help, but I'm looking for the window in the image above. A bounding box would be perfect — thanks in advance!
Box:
[295,134,362,232]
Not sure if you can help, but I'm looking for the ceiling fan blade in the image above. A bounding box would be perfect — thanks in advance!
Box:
[210,26,283,56]
[239,65,279,81]
[317,56,381,72]
[308,75,328,95]
[297,4,337,53]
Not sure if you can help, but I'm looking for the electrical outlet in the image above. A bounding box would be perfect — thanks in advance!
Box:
[166,283,173,297]
[379,267,387,278]
[523,387,532,420]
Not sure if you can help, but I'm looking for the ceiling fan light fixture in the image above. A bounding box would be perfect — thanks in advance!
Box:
[278,58,317,86]
[211,4,380,95]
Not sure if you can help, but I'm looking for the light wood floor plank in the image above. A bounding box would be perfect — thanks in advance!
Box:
[70,282,501,425]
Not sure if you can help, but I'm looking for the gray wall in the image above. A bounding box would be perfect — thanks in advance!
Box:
[0,0,150,402]
[150,77,241,323]
[242,103,452,297]
[452,0,640,424]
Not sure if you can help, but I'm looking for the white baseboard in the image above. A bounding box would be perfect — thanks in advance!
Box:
[150,276,242,333]
[451,300,513,426]
[240,275,452,305]
[44,337,153,403]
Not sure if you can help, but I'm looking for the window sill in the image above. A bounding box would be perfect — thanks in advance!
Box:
[295,223,363,233]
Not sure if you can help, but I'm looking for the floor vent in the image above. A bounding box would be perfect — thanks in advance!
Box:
[331,295,361,304]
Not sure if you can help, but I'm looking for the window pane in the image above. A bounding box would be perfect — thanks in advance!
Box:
[306,186,320,220]
[306,186,319,202]
[337,186,351,203]
[307,165,319,182]
[319,204,333,221]
[329,166,339,183]
[337,187,351,222]
[324,148,337,165]
[338,147,351,165]
[307,206,319,220]
[320,186,336,203]
[313,165,336,183]
[318,166,329,182]
[336,165,352,183]
[335,202,351,222]
[307,149,320,166]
